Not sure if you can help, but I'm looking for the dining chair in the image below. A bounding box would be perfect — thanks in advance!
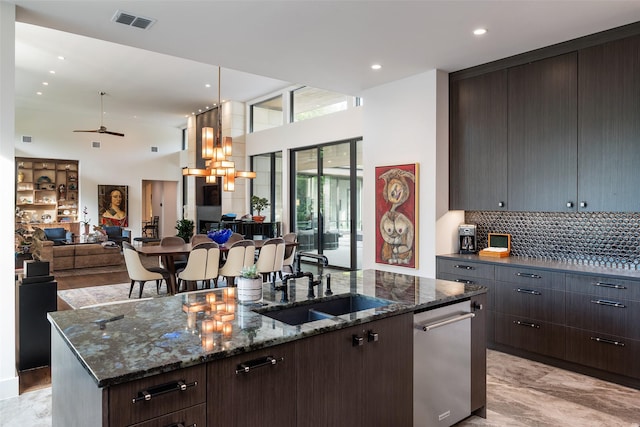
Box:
[122,241,170,298]
[280,233,297,278]
[218,239,255,287]
[142,216,159,238]
[190,233,213,245]
[225,232,244,246]
[159,236,188,271]
[177,242,220,292]
[255,237,286,286]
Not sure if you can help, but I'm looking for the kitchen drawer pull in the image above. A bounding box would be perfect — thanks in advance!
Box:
[235,355,283,374]
[166,423,197,427]
[417,312,475,331]
[513,320,540,329]
[516,288,542,296]
[590,299,626,308]
[590,336,625,347]
[594,282,627,290]
[132,380,198,403]
[453,264,475,270]
[455,279,475,284]
[515,272,542,279]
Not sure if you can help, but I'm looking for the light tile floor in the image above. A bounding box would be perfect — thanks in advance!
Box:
[2,350,638,426]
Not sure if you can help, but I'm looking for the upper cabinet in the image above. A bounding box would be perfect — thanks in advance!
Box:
[450,70,508,211]
[578,34,640,212]
[507,53,578,212]
[450,26,640,213]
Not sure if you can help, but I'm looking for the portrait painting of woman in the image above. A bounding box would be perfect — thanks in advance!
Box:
[99,185,128,227]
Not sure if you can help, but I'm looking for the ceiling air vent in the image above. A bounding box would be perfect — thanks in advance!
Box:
[112,10,156,30]
[151,146,158,153]
[22,136,32,143]
[92,141,101,148]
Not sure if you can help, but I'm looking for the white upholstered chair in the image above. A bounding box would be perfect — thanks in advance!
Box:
[255,237,286,286]
[219,240,255,286]
[122,241,170,298]
[177,242,220,291]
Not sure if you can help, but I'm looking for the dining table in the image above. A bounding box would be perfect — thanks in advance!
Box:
[135,240,298,295]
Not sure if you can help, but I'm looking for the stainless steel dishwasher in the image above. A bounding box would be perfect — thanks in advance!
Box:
[414,300,475,427]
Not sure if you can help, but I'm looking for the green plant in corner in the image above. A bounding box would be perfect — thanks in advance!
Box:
[239,264,260,279]
[176,218,195,241]
[251,195,270,216]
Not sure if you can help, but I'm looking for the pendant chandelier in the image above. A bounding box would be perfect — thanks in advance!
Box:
[182,66,256,191]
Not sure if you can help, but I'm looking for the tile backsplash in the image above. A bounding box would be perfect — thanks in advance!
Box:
[465,211,640,270]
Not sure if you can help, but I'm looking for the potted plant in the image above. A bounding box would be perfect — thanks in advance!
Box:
[251,195,270,223]
[176,218,195,242]
[236,264,263,303]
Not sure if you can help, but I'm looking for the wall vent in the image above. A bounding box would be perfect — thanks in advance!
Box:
[112,10,156,30]
[151,146,158,152]
[92,141,101,148]
[22,135,32,143]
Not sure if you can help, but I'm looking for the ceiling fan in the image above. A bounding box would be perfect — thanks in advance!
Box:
[73,91,125,137]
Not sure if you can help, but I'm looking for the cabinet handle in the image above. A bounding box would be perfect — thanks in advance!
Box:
[513,320,540,329]
[590,299,626,308]
[566,201,574,208]
[352,335,364,346]
[455,279,475,284]
[590,336,625,347]
[166,423,197,427]
[516,288,542,296]
[132,380,198,403]
[498,201,505,208]
[453,264,475,270]
[368,331,379,342]
[515,272,542,279]
[235,356,283,374]
[580,201,587,208]
[418,313,475,331]
[594,282,627,290]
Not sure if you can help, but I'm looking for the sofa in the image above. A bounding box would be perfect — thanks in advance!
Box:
[40,241,124,272]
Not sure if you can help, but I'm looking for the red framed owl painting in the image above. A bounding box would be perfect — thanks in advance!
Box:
[375,163,418,268]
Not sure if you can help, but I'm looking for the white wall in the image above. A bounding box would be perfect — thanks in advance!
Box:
[361,69,457,278]
[0,1,18,401]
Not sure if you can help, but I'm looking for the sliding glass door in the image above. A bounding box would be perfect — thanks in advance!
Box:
[291,139,362,270]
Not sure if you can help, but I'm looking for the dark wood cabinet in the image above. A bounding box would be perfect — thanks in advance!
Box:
[449,70,508,211]
[207,341,297,427]
[578,34,640,212]
[507,53,578,212]
[436,258,495,343]
[470,294,487,417]
[295,313,413,427]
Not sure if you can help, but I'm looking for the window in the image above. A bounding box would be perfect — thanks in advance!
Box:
[250,152,283,223]
[250,95,283,133]
[291,87,348,122]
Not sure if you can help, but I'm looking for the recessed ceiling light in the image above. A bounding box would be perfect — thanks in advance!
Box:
[49,70,56,74]
[36,92,42,95]
[205,84,211,88]
[473,28,487,36]
[371,64,382,70]
[42,82,48,86]
[58,56,65,60]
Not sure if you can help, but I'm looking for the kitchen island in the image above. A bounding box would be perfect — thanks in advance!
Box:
[49,269,487,426]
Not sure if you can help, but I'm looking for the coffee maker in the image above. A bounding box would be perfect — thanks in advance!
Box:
[458,224,477,254]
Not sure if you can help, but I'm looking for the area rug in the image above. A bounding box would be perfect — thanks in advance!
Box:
[58,283,167,309]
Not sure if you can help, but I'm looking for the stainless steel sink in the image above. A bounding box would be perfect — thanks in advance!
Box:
[255,294,392,326]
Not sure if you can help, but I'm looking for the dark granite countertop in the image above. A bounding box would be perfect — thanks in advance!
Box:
[437,254,640,280]
[48,269,486,387]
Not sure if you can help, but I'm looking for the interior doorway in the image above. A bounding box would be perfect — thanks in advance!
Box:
[141,180,179,239]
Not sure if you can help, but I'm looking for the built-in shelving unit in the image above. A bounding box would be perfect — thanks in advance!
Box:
[16,157,80,236]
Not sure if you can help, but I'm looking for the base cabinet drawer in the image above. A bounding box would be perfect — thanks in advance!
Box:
[108,364,206,427]
[566,273,640,301]
[495,281,565,324]
[496,266,565,290]
[494,313,565,359]
[129,403,206,427]
[565,328,640,379]
[566,293,640,340]
[437,258,495,280]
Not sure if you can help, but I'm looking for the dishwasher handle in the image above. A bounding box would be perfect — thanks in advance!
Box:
[416,312,475,332]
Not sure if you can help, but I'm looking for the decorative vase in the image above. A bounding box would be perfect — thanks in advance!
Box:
[252,215,266,223]
[83,223,90,235]
[237,277,263,303]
